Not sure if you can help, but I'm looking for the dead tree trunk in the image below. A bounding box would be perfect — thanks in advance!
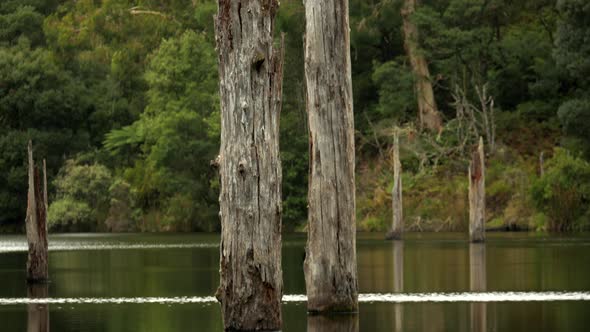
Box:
[26,141,48,283]
[401,0,442,133]
[387,129,403,240]
[214,1,284,330]
[469,137,485,243]
[469,243,487,332]
[42,159,48,213]
[303,0,359,313]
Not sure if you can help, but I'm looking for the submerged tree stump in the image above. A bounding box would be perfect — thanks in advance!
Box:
[26,141,48,283]
[393,240,404,332]
[469,137,486,243]
[387,129,403,240]
[214,1,284,330]
[303,0,359,313]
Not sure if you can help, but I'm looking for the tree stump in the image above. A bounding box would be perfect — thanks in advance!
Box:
[26,141,49,283]
[387,129,403,240]
[214,1,284,330]
[303,0,359,313]
[469,137,485,243]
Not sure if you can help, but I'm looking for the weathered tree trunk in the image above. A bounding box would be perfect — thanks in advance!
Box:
[469,137,485,243]
[307,314,359,332]
[42,159,48,213]
[469,243,487,332]
[393,240,404,332]
[214,1,284,330]
[27,284,49,332]
[387,129,403,240]
[303,0,359,313]
[401,0,442,133]
[26,141,49,283]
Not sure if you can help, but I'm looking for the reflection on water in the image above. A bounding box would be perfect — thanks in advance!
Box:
[307,314,358,332]
[470,243,486,332]
[0,233,589,331]
[393,240,403,332]
[27,284,49,332]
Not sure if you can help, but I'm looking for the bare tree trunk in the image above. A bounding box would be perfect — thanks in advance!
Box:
[539,152,545,177]
[26,141,48,283]
[214,1,284,330]
[42,159,48,213]
[27,284,49,332]
[303,0,359,313]
[469,137,485,243]
[470,243,487,332]
[307,314,359,332]
[401,0,442,133]
[387,129,403,240]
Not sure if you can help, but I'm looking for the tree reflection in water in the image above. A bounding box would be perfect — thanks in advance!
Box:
[27,284,49,332]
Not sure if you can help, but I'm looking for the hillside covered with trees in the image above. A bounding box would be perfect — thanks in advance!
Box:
[1,0,589,233]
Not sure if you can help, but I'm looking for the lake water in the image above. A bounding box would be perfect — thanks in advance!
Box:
[1,232,590,331]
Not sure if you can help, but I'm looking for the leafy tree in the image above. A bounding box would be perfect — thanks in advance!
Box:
[48,160,112,231]
[105,30,219,231]
[531,148,590,231]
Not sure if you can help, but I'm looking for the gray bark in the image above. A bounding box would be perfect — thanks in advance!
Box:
[469,137,485,243]
[26,141,48,283]
[539,152,545,177]
[470,243,486,332]
[307,314,359,332]
[42,159,48,213]
[214,1,284,330]
[27,284,49,332]
[303,0,359,313]
[387,129,403,240]
[401,0,442,132]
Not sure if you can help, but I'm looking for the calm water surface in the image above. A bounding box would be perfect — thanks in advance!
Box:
[1,232,590,331]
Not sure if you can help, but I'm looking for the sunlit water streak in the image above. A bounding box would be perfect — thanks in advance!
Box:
[0,242,219,253]
[2,292,590,305]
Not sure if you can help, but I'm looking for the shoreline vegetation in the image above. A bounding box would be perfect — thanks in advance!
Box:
[1,0,590,235]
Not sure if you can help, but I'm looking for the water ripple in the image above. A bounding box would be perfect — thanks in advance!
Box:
[1,292,589,305]
[0,243,219,253]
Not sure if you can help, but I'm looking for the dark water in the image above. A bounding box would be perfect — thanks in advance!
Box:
[1,232,590,331]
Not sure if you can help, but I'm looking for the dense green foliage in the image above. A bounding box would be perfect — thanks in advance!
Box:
[531,149,590,231]
[1,0,589,232]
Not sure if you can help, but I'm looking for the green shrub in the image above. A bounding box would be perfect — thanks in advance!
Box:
[531,148,590,231]
[48,198,93,232]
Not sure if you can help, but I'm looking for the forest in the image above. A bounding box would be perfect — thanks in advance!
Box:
[1,0,589,234]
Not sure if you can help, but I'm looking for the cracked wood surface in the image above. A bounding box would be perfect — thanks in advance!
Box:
[214,0,284,330]
[303,0,359,313]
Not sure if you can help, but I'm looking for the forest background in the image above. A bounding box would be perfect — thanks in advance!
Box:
[1,0,589,233]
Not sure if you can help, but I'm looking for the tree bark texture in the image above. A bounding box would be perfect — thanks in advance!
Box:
[387,129,403,240]
[27,284,49,332]
[307,314,359,332]
[214,1,284,330]
[469,137,485,243]
[26,141,49,283]
[469,243,487,332]
[303,0,359,313]
[42,159,48,213]
[401,0,442,133]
